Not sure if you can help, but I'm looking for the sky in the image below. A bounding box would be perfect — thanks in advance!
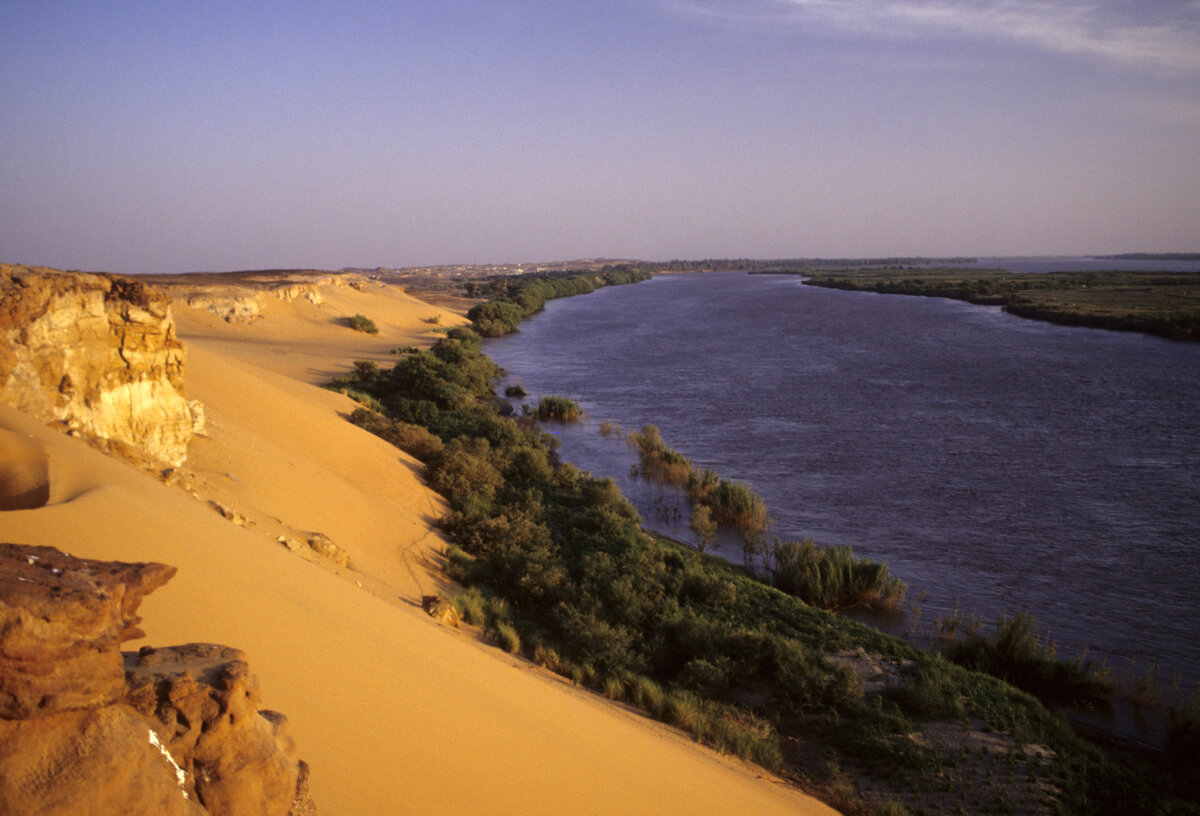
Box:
[2,0,1198,275]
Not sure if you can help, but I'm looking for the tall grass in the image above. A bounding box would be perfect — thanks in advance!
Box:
[946,612,1114,707]
[536,395,582,422]
[627,424,693,487]
[771,538,906,613]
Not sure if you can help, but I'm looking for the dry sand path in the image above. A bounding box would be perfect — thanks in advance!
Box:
[0,277,838,815]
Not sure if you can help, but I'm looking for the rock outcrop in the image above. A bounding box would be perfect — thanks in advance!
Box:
[0,543,314,816]
[126,645,308,816]
[0,265,199,466]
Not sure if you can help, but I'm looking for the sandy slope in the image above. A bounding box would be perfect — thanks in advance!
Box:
[0,277,837,815]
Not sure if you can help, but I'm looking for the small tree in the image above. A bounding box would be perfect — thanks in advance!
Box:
[689,505,718,552]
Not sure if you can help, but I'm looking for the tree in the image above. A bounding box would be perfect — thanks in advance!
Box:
[689,504,718,552]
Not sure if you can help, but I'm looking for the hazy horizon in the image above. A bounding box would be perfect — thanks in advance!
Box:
[3,1,1198,276]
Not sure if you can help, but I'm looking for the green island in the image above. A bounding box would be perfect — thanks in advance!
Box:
[795,267,1200,343]
[329,270,1199,815]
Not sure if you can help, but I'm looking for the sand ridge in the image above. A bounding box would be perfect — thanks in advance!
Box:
[0,274,837,815]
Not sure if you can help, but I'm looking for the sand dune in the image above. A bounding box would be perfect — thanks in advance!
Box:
[0,277,836,815]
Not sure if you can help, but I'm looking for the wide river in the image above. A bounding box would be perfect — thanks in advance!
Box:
[483,270,1200,694]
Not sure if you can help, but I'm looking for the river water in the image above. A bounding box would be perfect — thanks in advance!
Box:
[483,270,1200,694]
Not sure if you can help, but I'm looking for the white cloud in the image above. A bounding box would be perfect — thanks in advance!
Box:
[672,0,1200,71]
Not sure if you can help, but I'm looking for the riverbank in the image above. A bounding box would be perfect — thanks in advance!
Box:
[798,267,1200,342]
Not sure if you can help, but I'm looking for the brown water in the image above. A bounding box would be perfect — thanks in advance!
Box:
[485,271,1200,697]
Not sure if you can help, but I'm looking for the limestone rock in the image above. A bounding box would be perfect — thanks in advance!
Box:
[306,533,349,567]
[185,292,263,324]
[268,281,323,304]
[421,595,460,628]
[0,265,197,466]
[0,543,176,719]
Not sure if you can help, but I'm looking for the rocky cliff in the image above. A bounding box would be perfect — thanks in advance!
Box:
[0,265,199,466]
[0,543,314,816]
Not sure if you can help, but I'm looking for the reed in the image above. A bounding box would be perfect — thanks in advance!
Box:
[771,537,906,613]
[536,395,582,422]
[946,612,1114,707]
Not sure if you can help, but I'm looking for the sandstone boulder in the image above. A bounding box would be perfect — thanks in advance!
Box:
[0,544,315,816]
[125,644,310,816]
[0,704,207,816]
[0,543,176,718]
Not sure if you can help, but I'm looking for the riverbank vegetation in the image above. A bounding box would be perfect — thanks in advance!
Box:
[799,268,1200,343]
[329,318,1198,814]
[535,395,582,422]
[465,266,652,336]
[626,424,904,612]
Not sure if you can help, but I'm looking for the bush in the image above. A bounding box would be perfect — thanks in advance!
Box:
[347,313,379,334]
[349,408,444,462]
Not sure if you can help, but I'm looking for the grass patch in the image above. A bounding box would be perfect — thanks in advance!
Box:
[536,395,582,422]
[493,620,521,654]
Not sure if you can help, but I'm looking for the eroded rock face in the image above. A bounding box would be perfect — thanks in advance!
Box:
[0,544,315,816]
[126,644,308,816]
[0,543,177,718]
[0,704,208,816]
[185,292,264,324]
[0,265,198,466]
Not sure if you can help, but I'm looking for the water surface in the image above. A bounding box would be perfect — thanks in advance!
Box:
[485,271,1200,691]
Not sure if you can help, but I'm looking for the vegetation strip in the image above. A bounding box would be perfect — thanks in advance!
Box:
[327,271,1198,815]
[798,267,1200,343]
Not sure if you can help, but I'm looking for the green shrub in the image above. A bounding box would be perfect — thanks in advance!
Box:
[347,313,379,334]
[504,384,527,397]
[349,408,444,462]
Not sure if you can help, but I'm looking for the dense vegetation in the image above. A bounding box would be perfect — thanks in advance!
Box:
[626,424,904,612]
[465,266,652,336]
[800,268,1200,343]
[328,316,1198,814]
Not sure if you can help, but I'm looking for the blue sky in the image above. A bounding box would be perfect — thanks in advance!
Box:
[2,0,1198,274]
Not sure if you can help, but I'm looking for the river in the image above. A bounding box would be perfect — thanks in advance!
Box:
[483,270,1200,697]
